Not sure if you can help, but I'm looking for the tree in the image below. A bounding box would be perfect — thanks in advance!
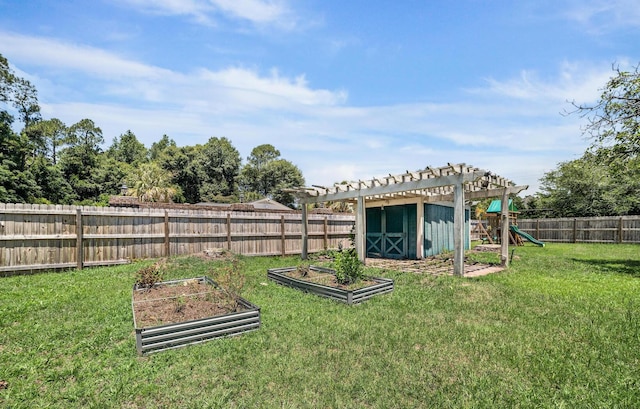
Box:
[569,63,640,157]
[537,151,618,217]
[247,144,280,170]
[260,160,304,208]
[59,119,104,202]
[11,77,41,127]
[106,130,148,165]
[195,137,241,201]
[93,155,131,198]
[0,53,41,127]
[158,144,201,203]
[541,63,640,217]
[239,144,304,208]
[30,156,75,204]
[66,118,104,150]
[0,111,40,203]
[149,134,177,160]
[126,162,179,203]
[0,53,43,203]
[26,118,66,164]
[0,54,11,104]
[240,144,280,196]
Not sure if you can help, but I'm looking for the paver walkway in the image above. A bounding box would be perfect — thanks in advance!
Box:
[365,255,504,277]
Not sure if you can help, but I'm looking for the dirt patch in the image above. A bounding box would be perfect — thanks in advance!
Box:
[132,279,244,328]
[365,255,503,277]
[188,248,235,262]
[473,244,501,253]
[285,266,377,290]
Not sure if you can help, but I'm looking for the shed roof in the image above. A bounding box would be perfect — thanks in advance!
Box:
[291,163,526,204]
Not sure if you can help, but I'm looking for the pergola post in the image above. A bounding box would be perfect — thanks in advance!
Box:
[416,196,425,259]
[500,188,510,266]
[453,179,465,276]
[301,204,308,260]
[355,195,366,264]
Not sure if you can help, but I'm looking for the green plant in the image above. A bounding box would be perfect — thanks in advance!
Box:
[134,259,166,289]
[296,263,310,277]
[333,248,364,284]
[213,257,246,310]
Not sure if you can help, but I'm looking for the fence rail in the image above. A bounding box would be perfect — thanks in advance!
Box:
[0,203,355,275]
[517,216,640,244]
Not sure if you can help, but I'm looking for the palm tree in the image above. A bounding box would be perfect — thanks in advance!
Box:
[128,163,179,203]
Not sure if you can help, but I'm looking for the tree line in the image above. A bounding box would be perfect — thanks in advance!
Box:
[471,63,640,219]
[0,53,304,208]
[4,52,640,216]
[523,63,640,218]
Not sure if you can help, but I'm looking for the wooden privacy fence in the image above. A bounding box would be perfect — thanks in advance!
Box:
[517,216,640,244]
[0,203,355,275]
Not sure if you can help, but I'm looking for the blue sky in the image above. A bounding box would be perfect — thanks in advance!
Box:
[1,0,639,194]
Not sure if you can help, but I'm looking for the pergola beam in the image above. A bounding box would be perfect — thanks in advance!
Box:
[425,185,529,203]
[297,171,487,205]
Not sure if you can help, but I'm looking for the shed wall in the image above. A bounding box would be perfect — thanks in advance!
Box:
[424,204,470,257]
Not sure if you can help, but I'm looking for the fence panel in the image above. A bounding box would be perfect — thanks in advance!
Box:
[518,216,640,244]
[0,203,355,275]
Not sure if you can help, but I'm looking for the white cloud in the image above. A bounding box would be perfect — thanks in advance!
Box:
[561,0,640,31]
[115,0,295,28]
[195,67,348,108]
[473,61,617,104]
[4,32,620,193]
[0,32,172,80]
[211,0,290,24]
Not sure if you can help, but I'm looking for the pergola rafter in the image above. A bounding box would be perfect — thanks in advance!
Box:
[290,163,527,276]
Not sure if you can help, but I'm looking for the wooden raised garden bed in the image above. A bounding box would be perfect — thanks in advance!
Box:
[267,265,393,304]
[132,276,260,355]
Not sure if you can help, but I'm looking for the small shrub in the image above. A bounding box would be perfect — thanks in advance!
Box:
[213,257,246,310]
[296,263,310,277]
[333,248,364,285]
[135,259,167,289]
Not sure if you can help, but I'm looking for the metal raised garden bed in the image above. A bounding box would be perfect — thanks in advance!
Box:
[267,265,394,305]
[132,276,260,355]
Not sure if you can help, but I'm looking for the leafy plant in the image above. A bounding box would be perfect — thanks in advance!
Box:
[134,259,166,289]
[296,263,310,277]
[333,248,364,284]
[173,295,186,313]
[213,257,246,310]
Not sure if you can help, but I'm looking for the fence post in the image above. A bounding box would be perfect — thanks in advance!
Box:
[226,213,232,251]
[536,219,540,240]
[164,211,170,257]
[76,208,84,270]
[323,216,328,250]
[619,217,624,244]
[573,218,577,243]
[301,205,309,260]
[281,215,286,256]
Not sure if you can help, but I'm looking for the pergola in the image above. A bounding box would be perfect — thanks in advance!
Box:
[292,163,527,276]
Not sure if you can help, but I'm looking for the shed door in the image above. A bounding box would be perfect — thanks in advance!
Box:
[366,205,408,259]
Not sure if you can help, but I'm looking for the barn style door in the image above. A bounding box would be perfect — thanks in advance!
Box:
[366,205,408,259]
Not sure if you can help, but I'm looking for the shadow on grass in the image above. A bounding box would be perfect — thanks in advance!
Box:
[571,258,640,277]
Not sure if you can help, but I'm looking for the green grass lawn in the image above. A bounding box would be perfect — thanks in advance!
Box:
[1,243,639,408]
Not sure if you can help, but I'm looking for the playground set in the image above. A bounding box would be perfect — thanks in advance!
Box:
[473,199,544,247]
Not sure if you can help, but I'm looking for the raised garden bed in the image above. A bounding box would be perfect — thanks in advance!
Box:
[132,276,260,355]
[267,265,393,304]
